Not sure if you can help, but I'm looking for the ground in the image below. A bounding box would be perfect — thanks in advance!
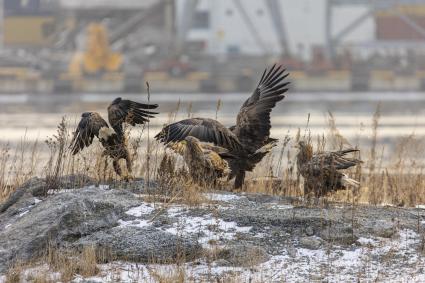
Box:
[1,176,425,282]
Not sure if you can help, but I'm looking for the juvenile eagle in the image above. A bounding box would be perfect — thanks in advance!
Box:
[70,97,158,178]
[296,141,361,198]
[155,64,289,189]
[169,136,234,187]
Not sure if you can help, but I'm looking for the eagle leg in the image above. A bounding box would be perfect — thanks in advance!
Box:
[113,159,122,176]
[234,171,245,190]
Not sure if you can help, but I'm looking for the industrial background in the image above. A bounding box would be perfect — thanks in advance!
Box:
[1,0,425,93]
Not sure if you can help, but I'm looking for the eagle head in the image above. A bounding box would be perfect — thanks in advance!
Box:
[99,126,115,141]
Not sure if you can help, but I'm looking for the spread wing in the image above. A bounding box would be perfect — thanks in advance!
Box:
[309,149,361,174]
[107,97,158,138]
[155,118,243,151]
[70,112,109,155]
[231,64,289,153]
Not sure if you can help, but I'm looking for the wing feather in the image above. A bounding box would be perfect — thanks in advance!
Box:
[69,112,109,155]
[155,118,242,151]
[232,65,290,153]
[107,97,158,138]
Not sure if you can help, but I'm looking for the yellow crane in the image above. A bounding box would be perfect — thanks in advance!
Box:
[69,23,122,77]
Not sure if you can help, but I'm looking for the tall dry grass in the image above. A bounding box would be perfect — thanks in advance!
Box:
[0,102,424,207]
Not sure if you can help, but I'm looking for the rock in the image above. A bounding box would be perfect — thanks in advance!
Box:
[370,221,395,238]
[320,226,358,245]
[2,175,425,277]
[214,259,231,266]
[305,226,314,236]
[0,185,174,272]
[299,236,323,250]
[74,226,201,263]
[286,246,297,258]
[217,243,269,267]
[0,175,95,214]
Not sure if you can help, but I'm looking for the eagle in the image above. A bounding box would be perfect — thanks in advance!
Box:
[295,141,362,198]
[155,64,289,189]
[70,97,158,178]
[169,136,235,187]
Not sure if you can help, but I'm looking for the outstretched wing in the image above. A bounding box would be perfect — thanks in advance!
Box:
[231,64,289,153]
[107,97,158,138]
[155,118,243,151]
[70,112,109,155]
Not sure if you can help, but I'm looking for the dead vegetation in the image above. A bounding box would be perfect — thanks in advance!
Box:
[0,104,424,208]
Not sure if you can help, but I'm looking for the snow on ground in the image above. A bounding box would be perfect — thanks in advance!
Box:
[266,203,294,210]
[66,228,425,283]
[3,189,425,282]
[117,199,252,248]
[165,214,252,247]
[0,198,42,232]
[124,203,155,217]
[204,192,244,202]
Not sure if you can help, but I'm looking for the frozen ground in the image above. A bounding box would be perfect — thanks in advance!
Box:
[2,180,425,282]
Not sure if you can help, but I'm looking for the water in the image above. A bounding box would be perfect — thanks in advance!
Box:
[0,92,424,156]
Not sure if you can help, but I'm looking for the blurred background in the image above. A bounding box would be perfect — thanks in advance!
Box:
[0,0,424,156]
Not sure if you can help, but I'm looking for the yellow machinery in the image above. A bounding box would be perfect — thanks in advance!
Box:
[4,16,55,46]
[69,23,123,77]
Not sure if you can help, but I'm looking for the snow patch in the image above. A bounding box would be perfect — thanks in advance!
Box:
[118,219,151,229]
[267,203,294,210]
[204,193,243,202]
[125,203,155,217]
[18,210,29,217]
[98,184,109,190]
[165,214,252,247]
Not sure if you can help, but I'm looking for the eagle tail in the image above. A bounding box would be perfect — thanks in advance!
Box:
[341,174,360,188]
[340,149,360,155]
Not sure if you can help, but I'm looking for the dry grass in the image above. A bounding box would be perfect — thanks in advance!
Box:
[45,245,99,282]
[0,103,424,207]
[3,245,101,283]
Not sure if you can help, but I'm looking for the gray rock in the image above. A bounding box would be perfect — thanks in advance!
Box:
[369,221,395,238]
[320,226,358,245]
[299,236,323,250]
[305,226,314,236]
[2,175,425,276]
[74,226,201,263]
[0,175,95,214]
[217,243,269,267]
[0,186,152,272]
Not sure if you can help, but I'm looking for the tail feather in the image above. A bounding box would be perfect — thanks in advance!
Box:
[339,149,360,155]
[341,174,360,188]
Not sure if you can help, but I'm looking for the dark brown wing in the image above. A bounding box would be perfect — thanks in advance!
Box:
[107,97,158,138]
[231,64,289,153]
[310,149,361,174]
[70,112,109,155]
[154,118,243,151]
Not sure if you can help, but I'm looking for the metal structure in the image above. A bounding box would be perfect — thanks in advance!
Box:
[177,0,290,56]
[325,0,425,59]
[266,0,290,56]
